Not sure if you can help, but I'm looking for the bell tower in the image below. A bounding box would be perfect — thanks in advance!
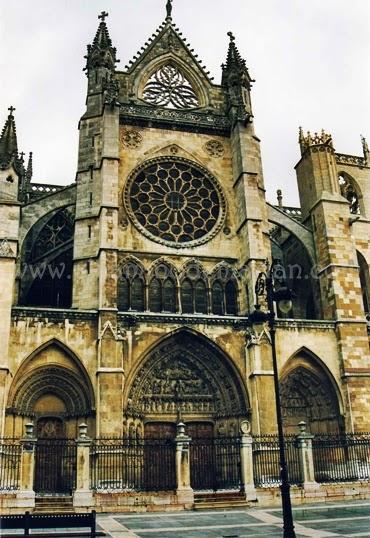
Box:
[296,129,370,431]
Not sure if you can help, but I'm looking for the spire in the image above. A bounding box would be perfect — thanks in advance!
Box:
[84,11,119,73]
[221,33,254,125]
[224,32,247,72]
[0,106,18,169]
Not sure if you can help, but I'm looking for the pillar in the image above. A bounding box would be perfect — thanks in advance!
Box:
[73,423,94,509]
[296,421,317,488]
[175,422,194,507]
[239,420,257,499]
[17,422,36,509]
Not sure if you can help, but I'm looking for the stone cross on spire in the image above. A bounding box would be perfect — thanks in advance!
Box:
[8,106,15,116]
[166,0,173,20]
[98,11,108,22]
[227,31,235,42]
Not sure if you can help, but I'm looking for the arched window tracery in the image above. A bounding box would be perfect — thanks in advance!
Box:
[210,264,239,316]
[20,207,74,308]
[179,262,208,314]
[118,261,145,312]
[211,281,224,315]
[148,263,177,313]
[142,64,200,110]
[339,174,361,215]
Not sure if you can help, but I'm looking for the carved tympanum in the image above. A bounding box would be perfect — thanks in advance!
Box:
[126,332,248,417]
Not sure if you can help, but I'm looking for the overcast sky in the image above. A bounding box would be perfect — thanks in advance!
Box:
[0,0,369,206]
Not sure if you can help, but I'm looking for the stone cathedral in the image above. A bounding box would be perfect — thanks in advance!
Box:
[1,3,370,461]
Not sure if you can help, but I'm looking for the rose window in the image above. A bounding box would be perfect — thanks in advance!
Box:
[125,158,225,247]
[142,64,199,109]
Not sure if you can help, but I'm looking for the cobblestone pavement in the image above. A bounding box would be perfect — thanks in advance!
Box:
[96,501,370,538]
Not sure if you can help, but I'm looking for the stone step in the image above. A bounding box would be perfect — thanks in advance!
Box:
[194,492,246,502]
[194,500,249,510]
[32,506,75,514]
[34,496,74,514]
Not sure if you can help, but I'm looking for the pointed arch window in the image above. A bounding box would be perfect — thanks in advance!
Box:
[20,207,74,308]
[195,280,208,314]
[148,264,177,313]
[212,281,224,315]
[211,274,239,316]
[180,263,208,314]
[181,279,193,314]
[142,64,199,109]
[225,280,238,315]
[163,279,176,312]
[118,277,130,311]
[149,278,162,312]
[118,263,145,312]
[339,174,361,215]
[131,277,145,311]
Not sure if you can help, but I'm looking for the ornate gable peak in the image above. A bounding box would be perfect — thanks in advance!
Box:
[123,18,214,84]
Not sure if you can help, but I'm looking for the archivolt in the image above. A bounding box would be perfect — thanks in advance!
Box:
[125,330,249,418]
[8,364,94,418]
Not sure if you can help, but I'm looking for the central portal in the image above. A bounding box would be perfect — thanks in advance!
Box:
[125,331,248,492]
[125,330,249,433]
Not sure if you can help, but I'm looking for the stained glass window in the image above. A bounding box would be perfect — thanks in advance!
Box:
[142,64,199,109]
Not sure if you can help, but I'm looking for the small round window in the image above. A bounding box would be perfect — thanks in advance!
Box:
[124,157,226,248]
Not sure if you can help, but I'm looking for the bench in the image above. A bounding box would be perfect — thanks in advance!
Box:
[0,510,105,537]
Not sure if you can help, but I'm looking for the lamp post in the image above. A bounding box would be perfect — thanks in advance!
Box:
[249,259,296,538]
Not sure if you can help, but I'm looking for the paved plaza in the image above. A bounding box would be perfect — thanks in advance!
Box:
[96,501,370,538]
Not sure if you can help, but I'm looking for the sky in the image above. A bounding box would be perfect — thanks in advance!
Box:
[0,0,369,206]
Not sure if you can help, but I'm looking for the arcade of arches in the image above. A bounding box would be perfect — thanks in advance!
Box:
[4,335,343,439]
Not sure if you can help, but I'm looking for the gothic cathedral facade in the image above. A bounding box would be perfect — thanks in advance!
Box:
[1,7,370,449]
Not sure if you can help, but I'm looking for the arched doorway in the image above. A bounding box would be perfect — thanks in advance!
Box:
[280,351,343,435]
[125,330,249,434]
[6,342,95,494]
[125,330,249,491]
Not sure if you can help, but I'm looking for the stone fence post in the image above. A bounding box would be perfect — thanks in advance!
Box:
[175,422,194,507]
[296,421,317,488]
[17,422,36,509]
[73,423,93,509]
[239,421,257,500]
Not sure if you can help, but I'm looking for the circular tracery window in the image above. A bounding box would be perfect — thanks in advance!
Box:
[125,158,226,248]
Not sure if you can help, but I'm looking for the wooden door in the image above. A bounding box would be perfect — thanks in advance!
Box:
[143,422,176,490]
[188,422,216,490]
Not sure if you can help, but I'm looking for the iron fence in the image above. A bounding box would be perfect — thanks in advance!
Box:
[0,439,22,491]
[312,434,370,483]
[190,437,241,491]
[34,439,77,494]
[90,438,176,491]
[252,435,302,487]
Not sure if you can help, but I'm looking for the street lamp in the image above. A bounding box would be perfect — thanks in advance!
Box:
[249,259,296,538]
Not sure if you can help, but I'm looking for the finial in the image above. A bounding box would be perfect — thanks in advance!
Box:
[8,106,15,116]
[361,134,369,158]
[227,31,235,42]
[19,151,25,162]
[166,0,173,19]
[98,11,108,22]
[277,189,283,208]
